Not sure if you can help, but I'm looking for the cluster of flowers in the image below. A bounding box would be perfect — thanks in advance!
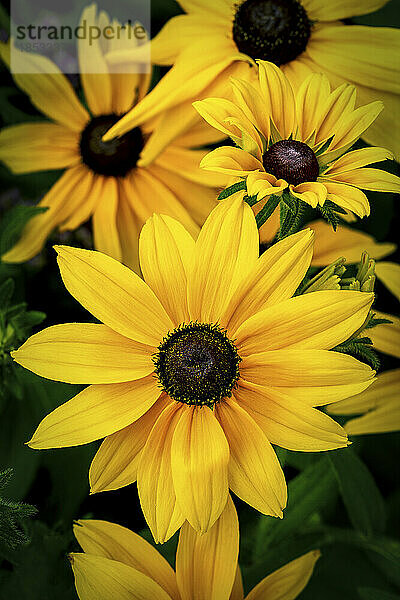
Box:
[1,0,399,597]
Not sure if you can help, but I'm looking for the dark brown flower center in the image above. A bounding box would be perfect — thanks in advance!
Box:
[232,0,311,66]
[80,114,144,177]
[262,140,319,186]
[153,323,241,407]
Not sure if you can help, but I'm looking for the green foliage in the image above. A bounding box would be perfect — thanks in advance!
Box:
[317,199,347,231]
[0,205,48,256]
[333,337,381,371]
[327,448,386,536]
[0,468,37,550]
[217,180,246,200]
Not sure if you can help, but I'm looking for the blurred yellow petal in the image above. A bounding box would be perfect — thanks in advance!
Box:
[235,290,373,355]
[92,177,122,262]
[54,245,173,346]
[78,4,112,115]
[0,42,89,131]
[236,381,349,452]
[2,165,93,264]
[368,311,400,359]
[374,262,400,301]
[303,0,388,20]
[28,375,160,449]
[216,399,286,517]
[171,405,230,533]
[244,550,320,600]
[73,520,179,600]
[11,323,153,383]
[137,402,185,544]
[223,229,314,335]
[89,396,169,494]
[176,496,239,600]
[0,123,79,174]
[188,196,259,323]
[69,553,173,600]
[309,220,396,266]
[140,214,195,325]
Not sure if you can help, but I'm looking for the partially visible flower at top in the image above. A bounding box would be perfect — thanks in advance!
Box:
[103,0,400,160]
[11,198,375,543]
[327,368,400,436]
[70,498,321,600]
[194,61,400,221]
[0,4,223,271]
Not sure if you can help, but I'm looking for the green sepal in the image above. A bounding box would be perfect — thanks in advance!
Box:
[255,194,280,228]
[217,180,246,200]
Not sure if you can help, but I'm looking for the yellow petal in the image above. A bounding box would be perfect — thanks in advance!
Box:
[69,553,173,600]
[11,323,153,383]
[257,61,296,140]
[246,171,287,201]
[54,245,173,346]
[296,73,331,142]
[139,214,195,325]
[200,146,262,176]
[92,177,122,262]
[73,520,179,600]
[303,0,388,20]
[171,405,230,533]
[323,181,370,218]
[0,42,89,132]
[176,496,239,600]
[188,196,258,322]
[0,122,79,174]
[177,0,233,20]
[222,229,314,335]
[77,4,112,115]
[137,402,185,543]
[155,146,225,188]
[2,165,93,263]
[309,220,396,266]
[236,381,349,452]
[59,170,102,233]
[368,311,400,359]
[241,349,375,390]
[244,550,320,600]
[216,399,286,517]
[314,81,356,146]
[116,187,141,274]
[230,77,270,141]
[28,375,160,449]
[374,261,400,301]
[89,396,170,494]
[324,147,393,175]
[235,290,373,355]
[230,567,245,600]
[327,167,400,194]
[290,182,327,208]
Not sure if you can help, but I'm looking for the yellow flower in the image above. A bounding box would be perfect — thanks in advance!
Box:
[328,369,400,436]
[12,198,375,542]
[103,0,400,159]
[194,62,400,218]
[0,5,223,270]
[70,498,320,600]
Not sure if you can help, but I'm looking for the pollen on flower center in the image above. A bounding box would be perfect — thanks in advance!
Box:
[153,323,241,408]
[262,139,319,186]
[232,0,311,66]
[79,114,144,177]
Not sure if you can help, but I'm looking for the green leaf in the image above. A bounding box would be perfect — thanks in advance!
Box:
[327,447,386,536]
[358,589,400,600]
[0,279,14,311]
[252,456,337,559]
[255,194,280,228]
[0,468,37,550]
[217,180,246,200]
[0,205,48,256]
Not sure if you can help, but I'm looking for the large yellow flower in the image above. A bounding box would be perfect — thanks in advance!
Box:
[328,368,400,436]
[12,198,375,542]
[70,499,320,600]
[0,5,222,270]
[103,0,400,159]
[194,62,400,219]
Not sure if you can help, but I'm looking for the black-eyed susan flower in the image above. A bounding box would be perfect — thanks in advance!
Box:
[0,5,223,270]
[12,198,375,542]
[194,62,400,221]
[328,368,400,436]
[70,498,320,600]
[104,0,400,159]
